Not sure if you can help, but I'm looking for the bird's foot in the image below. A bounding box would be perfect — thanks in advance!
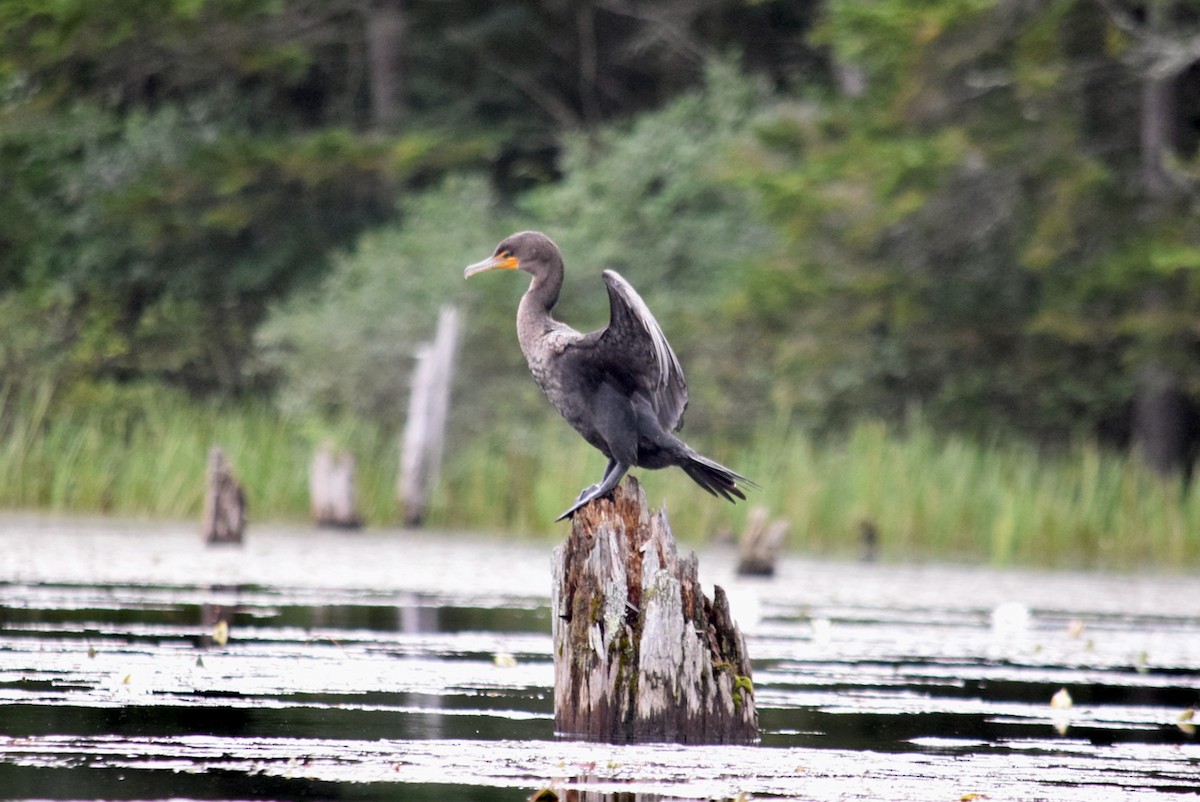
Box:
[555,484,609,522]
[555,463,632,522]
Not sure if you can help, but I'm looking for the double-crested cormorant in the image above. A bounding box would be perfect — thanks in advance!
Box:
[465,230,753,520]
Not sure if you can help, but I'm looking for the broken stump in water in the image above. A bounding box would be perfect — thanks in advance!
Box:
[309,443,363,529]
[551,476,758,743]
[201,446,246,545]
[735,506,789,577]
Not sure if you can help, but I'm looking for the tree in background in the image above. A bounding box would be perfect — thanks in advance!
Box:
[6,0,1200,483]
[0,0,434,395]
[1099,0,1200,475]
[739,0,1200,471]
[0,0,816,402]
[260,61,776,446]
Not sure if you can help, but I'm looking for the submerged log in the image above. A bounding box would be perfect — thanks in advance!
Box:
[309,443,363,529]
[735,506,789,577]
[551,477,758,744]
[201,446,245,545]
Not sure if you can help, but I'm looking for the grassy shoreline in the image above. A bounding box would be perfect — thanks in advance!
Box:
[1,388,1195,570]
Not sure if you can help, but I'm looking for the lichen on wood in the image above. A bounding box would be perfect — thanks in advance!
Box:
[551,476,758,743]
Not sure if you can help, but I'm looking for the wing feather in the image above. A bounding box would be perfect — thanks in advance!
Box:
[596,270,688,432]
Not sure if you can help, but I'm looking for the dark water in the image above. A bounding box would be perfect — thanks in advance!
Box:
[1,515,1197,800]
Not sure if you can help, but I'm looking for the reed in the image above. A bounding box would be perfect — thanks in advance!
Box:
[1,384,1195,568]
[0,384,397,523]
[715,419,1200,568]
[438,417,1200,569]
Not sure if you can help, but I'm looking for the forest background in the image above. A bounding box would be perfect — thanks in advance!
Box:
[2,0,1199,568]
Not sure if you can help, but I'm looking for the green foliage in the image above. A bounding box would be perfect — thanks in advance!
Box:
[522,59,779,429]
[0,0,343,125]
[816,0,993,104]
[257,174,520,423]
[0,381,398,523]
[0,0,816,406]
[0,0,494,400]
[0,98,477,397]
[1,102,379,391]
[738,0,1200,438]
[262,63,779,436]
[526,59,772,301]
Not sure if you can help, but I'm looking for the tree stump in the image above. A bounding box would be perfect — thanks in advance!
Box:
[551,477,758,744]
[735,506,789,577]
[399,305,460,526]
[201,446,245,545]
[309,443,363,529]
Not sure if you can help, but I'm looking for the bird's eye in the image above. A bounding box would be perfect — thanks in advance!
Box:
[498,250,511,259]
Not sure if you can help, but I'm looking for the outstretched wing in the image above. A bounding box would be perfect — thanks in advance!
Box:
[595,269,688,432]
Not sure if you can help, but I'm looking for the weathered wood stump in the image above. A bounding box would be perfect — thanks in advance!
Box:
[735,506,789,577]
[552,477,758,743]
[309,443,362,529]
[201,446,245,545]
[398,305,459,526]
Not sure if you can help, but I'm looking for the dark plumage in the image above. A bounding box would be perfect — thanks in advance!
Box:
[465,230,753,520]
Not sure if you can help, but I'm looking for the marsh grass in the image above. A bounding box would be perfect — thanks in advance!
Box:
[441,416,1199,569]
[724,419,1199,568]
[0,384,397,524]
[1,385,1196,568]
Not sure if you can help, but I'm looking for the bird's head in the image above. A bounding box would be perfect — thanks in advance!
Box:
[464,231,561,279]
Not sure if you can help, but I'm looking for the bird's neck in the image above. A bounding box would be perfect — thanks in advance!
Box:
[517,266,563,353]
[524,265,562,313]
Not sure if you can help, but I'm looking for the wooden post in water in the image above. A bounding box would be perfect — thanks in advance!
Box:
[399,305,460,526]
[309,442,362,529]
[552,477,758,743]
[201,446,245,545]
[736,506,789,577]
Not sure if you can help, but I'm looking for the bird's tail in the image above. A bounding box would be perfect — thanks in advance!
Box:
[680,452,755,503]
